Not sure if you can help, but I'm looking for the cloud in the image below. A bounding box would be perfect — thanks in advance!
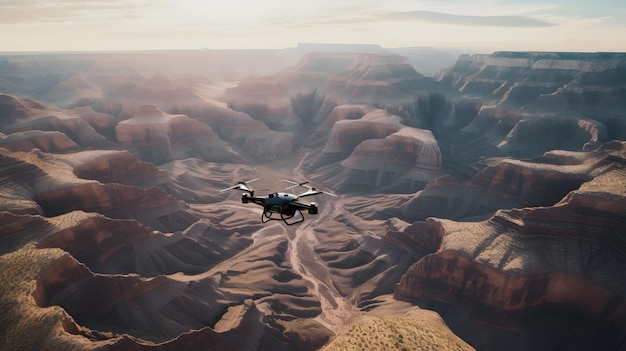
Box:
[381,10,554,28]
[0,0,153,24]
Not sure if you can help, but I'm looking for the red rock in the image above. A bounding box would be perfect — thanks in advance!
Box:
[0,130,81,153]
[71,150,167,187]
[36,213,156,271]
[116,105,241,164]
[324,54,424,102]
[393,144,626,348]
[0,94,113,149]
[174,104,294,161]
[35,182,196,231]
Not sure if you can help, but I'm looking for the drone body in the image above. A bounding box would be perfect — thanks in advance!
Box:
[221,179,334,225]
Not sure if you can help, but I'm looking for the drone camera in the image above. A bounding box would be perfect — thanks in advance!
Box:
[308,203,318,214]
[241,193,249,203]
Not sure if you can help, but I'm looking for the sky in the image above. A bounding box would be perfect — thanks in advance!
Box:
[0,0,625,53]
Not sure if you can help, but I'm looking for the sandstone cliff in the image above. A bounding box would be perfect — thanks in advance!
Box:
[0,93,115,150]
[432,52,626,178]
[312,109,444,192]
[220,53,359,133]
[323,54,427,104]
[116,105,242,164]
[0,130,81,153]
[392,141,626,350]
[0,147,197,232]
[172,103,295,161]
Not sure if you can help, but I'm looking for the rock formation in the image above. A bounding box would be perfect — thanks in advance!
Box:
[0,130,81,153]
[39,73,102,107]
[392,142,626,350]
[172,103,295,161]
[71,149,167,187]
[310,109,445,192]
[221,53,360,132]
[2,49,626,351]
[66,105,119,141]
[323,54,427,103]
[0,147,197,232]
[0,93,115,150]
[116,105,242,164]
[433,52,626,177]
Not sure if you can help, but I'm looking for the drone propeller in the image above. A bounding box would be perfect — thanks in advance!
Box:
[284,179,336,198]
[284,179,310,190]
[220,178,260,194]
[298,187,337,198]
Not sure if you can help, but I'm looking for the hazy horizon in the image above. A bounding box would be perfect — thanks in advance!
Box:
[1,0,625,53]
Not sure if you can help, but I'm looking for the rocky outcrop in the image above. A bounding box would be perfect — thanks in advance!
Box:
[323,54,427,104]
[66,106,118,141]
[36,213,156,272]
[393,142,626,350]
[323,110,403,157]
[431,52,626,178]
[94,72,209,118]
[309,109,444,192]
[341,127,444,189]
[0,93,115,150]
[498,114,607,155]
[158,158,257,203]
[26,214,330,349]
[0,147,197,232]
[222,53,445,138]
[441,52,626,101]
[34,179,194,232]
[0,140,332,350]
[221,53,360,132]
[33,253,227,342]
[40,73,102,107]
[348,141,621,224]
[172,103,295,161]
[0,130,81,153]
[36,212,257,277]
[316,104,373,135]
[70,150,167,187]
[221,75,302,131]
[0,149,48,215]
[0,212,50,254]
[286,52,360,88]
[116,105,242,164]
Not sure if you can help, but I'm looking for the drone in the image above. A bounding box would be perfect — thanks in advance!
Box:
[220,179,336,225]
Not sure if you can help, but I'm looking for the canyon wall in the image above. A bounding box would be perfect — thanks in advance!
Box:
[2,50,626,351]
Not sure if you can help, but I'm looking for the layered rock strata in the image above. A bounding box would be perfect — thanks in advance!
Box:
[0,93,115,150]
[311,109,444,192]
[221,53,360,132]
[393,142,626,350]
[0,148,196,232]
[431,52,626,177]
[171,104,295,161]
[116,105,241,164]
[323,54,427,103]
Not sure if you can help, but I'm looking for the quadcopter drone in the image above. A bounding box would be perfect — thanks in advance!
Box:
[220,179,336,225]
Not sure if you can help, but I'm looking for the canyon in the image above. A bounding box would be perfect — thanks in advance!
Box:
[0,48,625,351]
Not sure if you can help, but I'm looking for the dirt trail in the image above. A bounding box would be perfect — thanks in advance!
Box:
[287,197,356,333]
[254,156,357,333]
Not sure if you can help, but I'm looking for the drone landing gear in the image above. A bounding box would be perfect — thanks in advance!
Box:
[261,210,304,225]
